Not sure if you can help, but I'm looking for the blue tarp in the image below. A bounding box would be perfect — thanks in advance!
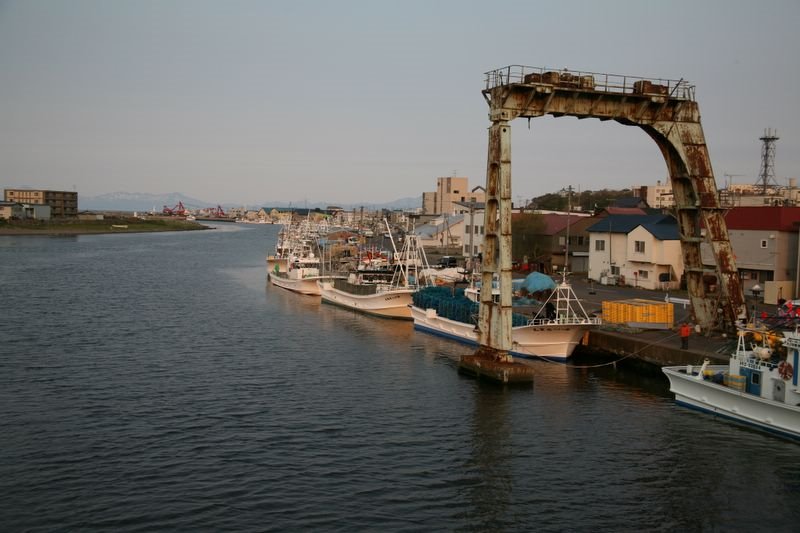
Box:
[520,272,556,293]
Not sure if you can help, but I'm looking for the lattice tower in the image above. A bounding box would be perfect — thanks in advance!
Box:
[756,128,779,195]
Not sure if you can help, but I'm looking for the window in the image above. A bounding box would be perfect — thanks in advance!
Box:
[595,240,605,251]
[466,225,471,234]
[474,225,479,234]
[760,239,768,248]
[638,270,649,279]
[559,236,566,246]
[611,266,620,275]
[635,240,645,253]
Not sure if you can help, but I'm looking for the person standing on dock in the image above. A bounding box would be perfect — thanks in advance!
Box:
[680,322,691,350]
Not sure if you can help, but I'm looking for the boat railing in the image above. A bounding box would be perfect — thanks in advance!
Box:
[527,316,602,327]
[783,330,800,350]
[735,352,779,372]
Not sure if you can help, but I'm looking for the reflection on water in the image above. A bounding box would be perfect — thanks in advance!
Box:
[1,224,799,531]
[461,383,516,529]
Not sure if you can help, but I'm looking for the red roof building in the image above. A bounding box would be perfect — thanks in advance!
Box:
[702,206,800,303]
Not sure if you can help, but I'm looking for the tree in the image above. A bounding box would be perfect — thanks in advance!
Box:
[512,213,547,265]
[532,188,633,213]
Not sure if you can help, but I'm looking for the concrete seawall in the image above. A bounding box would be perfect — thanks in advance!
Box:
[586,328,734,368]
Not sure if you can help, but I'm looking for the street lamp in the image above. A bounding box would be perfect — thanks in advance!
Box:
[751,283,762,325]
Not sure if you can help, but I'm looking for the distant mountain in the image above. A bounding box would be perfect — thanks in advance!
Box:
[268,196,422,210]
[79,192,422,212]
[79,192,215,212]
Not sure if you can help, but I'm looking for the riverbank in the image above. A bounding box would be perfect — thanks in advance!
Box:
[0,217,210,236]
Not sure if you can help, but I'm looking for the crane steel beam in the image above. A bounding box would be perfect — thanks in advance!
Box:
[479,67,746,344]
[478,120,514,357]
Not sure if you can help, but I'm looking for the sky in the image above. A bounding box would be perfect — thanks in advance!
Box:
[1,0,799,207]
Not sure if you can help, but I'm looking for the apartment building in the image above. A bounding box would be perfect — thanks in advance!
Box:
[422,177,485,215]
[4,189,78,217]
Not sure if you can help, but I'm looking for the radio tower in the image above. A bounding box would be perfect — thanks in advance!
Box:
[756,128,779,195]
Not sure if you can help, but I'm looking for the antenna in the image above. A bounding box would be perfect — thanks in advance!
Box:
[723,173,745,189]
[755,128,780,195]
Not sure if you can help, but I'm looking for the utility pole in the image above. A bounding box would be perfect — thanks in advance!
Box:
[561,185,573,273]
[468,202,475,265]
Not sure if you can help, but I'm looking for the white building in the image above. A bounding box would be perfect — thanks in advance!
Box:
[632,180,674,209]
[415,214,465,249]
[587,214,684,290]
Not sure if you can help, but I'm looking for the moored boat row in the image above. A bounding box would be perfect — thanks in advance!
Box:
[266,219,600,361]
[266,218,345,296]
[265,221,800,439]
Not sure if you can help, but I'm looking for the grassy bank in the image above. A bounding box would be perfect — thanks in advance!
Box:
[0,217,209,235]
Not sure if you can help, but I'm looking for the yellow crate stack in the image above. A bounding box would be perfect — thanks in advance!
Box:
[601,299,674,329]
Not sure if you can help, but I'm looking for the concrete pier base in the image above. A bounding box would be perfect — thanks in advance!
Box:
[458,347,535,384]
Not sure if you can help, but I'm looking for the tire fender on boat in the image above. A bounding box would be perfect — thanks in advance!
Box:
[778,360,794,381]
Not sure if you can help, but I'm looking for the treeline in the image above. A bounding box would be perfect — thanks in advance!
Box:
[529,188,633,212]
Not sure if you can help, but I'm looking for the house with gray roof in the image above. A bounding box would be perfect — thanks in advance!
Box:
[587,214,683,290]
[414,214,465,251]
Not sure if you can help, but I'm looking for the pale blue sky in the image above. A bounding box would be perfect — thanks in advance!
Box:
[1,0,798,206]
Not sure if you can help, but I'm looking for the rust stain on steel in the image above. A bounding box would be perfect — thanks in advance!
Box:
[483,66,746,333]
[683,145,713,179]
[705,216,727,238]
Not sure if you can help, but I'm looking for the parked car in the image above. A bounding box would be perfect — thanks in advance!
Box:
[438,256,458,268]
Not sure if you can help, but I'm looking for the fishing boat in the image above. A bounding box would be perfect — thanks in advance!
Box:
[318,224,431,319]
[662,327,800,440]
[269,253,329,296]
[267,219,342,296]
[410,273,601,362]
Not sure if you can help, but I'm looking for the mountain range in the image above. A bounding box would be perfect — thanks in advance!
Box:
[78,192,422,212]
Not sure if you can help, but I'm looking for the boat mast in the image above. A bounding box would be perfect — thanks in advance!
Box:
[563,185,572,276]
[385,218,408,287]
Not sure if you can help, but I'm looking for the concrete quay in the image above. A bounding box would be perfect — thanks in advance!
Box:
[557,276,770,370]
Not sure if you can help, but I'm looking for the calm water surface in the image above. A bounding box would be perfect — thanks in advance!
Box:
[1,223,798,532]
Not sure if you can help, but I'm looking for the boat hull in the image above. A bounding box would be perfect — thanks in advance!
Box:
[268,272,325,296]
[319,282,414,320]
[410,305,589,362]
[662,365,800,440]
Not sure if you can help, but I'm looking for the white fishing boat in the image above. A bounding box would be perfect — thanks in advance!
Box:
[269,253,329,296]
[662,327,800,440]
[410,273,601,362]
[267,218,343,296]
[318,222,431,319]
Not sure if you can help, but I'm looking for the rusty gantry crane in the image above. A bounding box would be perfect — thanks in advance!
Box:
[478,66,746,358]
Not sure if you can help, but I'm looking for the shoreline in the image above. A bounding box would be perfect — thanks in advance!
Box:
[0,219,211,236]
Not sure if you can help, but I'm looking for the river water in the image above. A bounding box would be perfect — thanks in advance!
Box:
[1,223,798,532]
